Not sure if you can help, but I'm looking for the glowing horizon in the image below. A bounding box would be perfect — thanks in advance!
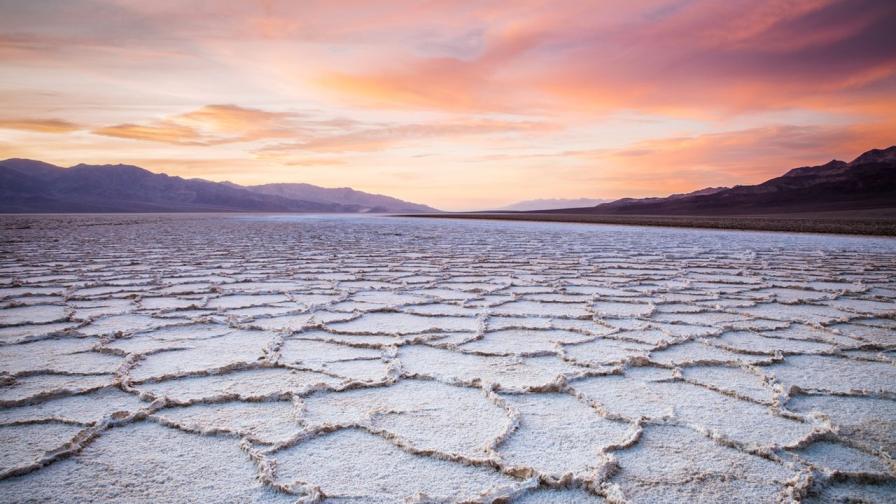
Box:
[1,0,894,210]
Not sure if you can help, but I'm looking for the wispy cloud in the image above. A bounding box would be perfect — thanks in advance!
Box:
[91,104,312,145]
[0,118,82,133]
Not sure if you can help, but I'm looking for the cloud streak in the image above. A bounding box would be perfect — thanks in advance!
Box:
[0,118,82,133]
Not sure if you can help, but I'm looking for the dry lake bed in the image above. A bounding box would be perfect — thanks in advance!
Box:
[0,214,895,503]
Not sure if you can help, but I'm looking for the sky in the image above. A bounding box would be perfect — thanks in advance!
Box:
[0,0,894,210]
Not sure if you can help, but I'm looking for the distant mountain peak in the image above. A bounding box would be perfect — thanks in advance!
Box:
[245,182,438,213]
[0,158,438,213]
[782,159,849,178]
[494,197,610,212]
[667,186,728,199]
[536,145,896,216]
[850,145,896,166]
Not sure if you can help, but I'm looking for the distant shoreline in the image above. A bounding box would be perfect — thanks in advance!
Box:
[397,209,896,237]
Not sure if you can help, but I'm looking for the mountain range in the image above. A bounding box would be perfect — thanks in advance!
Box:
[3,146,893,215]
[541,146,896,216]
[0,159,437,213]
[493,198,611,211]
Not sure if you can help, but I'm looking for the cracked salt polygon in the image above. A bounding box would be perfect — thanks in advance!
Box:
[0,422,85,473]
[0,322,79,344]
[244,313,316,332]
[69,299,134,320]
[647,380,816,448]
[759,323,861,347]
[224,305,297,319]
[69,285,140,298]
[129,331,275,382]
[497,392,631,478]
[0,287,65,298]
[0,305,67,326]
[153,400,299,444]
[749,287,833,303]
[279,339,390,381]
[160,275,230,285]
[0,374,113,406]
[680,366,776,404]
[338,280,396,289]
[853,317,896,329]
[824,297,896,315]
[325,311,478,334]
[291,328,430,347]
[609,424,795,503]
[710,331,836,355]
[572,373,679,420]
[514,488,606,503]
[206,294,291,310]
[646,322,720,338]
[492,300,590,318]
[78,314,186,337]
[648,311,750,326]
[315,358,392,382]
[487,316,554,330]
[156,308,215,319]
[213,281,290,292]
[610,329,674,345]
[593,301,654,318]
[805,481,896,503]
[442,281,506,293]
[137,296,202,310]
[157,283,213,295]
[399,345,586,391]
[0,422,293,503]
[527,293,592,303]
[791,440,892,477]
[351,291,429,306]
[768,355,896,395]
[736,302,851,325]
[461,329,593,356]
[103,323,233,354]
[279,339,382,366]
[403,303,481,316]
[652,302,707,314]
[301,379,509,458]
[0,295,65,307]
[136,368,340,403]
[786,394,896,455]
[648,340,772,367]
[270,428,520,502]
[828,321,896,346]
[563,337,653,366]
[0,387,147,424]
[0,338,121,375]
[406,288,473,300]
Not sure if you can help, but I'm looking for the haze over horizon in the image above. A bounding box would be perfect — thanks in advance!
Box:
[1,0,895,210]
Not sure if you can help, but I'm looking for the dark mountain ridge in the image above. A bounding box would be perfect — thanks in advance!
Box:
[0,159,437,213]
[247,182,434,213]
[545,146,896,216]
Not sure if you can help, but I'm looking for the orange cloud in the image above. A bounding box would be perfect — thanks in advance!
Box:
[0,118,82,133]
[91,104,310,145]
[93,122,208,145]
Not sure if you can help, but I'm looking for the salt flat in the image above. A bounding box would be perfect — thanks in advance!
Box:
[0,214,894,503]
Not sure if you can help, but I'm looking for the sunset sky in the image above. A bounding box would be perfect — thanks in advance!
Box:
[1,0,894,210]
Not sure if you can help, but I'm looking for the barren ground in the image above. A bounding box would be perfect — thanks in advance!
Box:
[0,214,894,503]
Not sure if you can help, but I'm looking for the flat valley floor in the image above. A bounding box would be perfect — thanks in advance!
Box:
[1,214,895,503]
